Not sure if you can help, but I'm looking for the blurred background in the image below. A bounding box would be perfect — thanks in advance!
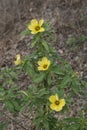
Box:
[0,0,86,36]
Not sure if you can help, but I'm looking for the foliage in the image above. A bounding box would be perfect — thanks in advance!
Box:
[0,19,87,130]
[67,33,87,50]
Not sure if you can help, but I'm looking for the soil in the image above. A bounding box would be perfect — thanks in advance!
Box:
[0,0,87,130]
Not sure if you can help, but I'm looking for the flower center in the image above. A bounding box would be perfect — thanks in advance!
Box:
[55,100,60,105]
[43,64,47,69]
[35,26,40,31]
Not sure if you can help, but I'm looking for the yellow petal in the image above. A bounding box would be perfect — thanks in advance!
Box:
[55,105,63,111]
[28,24,35,30]
[14,54,22,65]
[37,61,42,65]
[39,19,44,26]
[49,95,57,103]
[55,94,59,100]
[31,19,38,26]
[42,57,50,66]
[14,60,21,66]
[47,60,51,66]
[50,103,63,112]
[50,103,57,110]
[42,57,48,63]
[38,66,44,70]
[31,31,37,34]
[59,99,65,107]
[16,54,21,60]
[39,27,45,32]
[37,57,51,71]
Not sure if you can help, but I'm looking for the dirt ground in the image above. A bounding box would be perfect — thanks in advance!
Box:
[0,0,87,130]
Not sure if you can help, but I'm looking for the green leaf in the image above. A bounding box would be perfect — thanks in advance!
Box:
[31,34,40,48]
[67,124,80,130]
[42,40,49,52]
[31,40,37,48]
[43,121,49,130]
[79,35,87,42]
[5,100,15,113]
[20,29,30,36]
[34,73,46,83]
[19,90,29,97]
[36,88,48,97]
[9,71,18,80]
[71,81,80,94]
[53,88,64,97]
[47,74,52,86]
[12,99,21,111]
[52,66,64,75]
[59,76,71,88]
[64,117,80,122]
[23,61,34,78]
[36,123,42,130]
[0,122,7,130]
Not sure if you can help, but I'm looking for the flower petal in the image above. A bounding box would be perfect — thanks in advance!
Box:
[28,24,35,30]
[56,105,63,111]
[50,103,62,111]
[31,31,37,34]
[47,60,51,66]
[37,57,51,71]
[38,66,44,70]
[39,27,45,32]
[49,95,57,103]
[14,60,21,65]
[59,99,65,107]
[39,19,44,26]
[16,54,21,60]
[37,61,42,65]
[31,19,38,26]
[50,103,57,110]
[55,94,59,100]
[42,57,48,64]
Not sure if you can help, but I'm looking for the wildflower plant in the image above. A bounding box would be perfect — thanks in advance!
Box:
[14,54,22,65]
[0,19,87,130]
[49,94,65,112]
[28,19,45,34]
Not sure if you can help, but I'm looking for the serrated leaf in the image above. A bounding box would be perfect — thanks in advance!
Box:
[71,79,81,94]
[9,71,18,80]
[64,117,80,122]
[44,121,49,130]
[19,90,28,97]
[12,100,21,111]
[5,100,15,113]
[23,61,34,77]
[67,124,80,130]
[0,122,7,130]
[59,76,71,88]
[37,88,48,97]
[52,66,64,75]
[31,34,40,48]
[42,40,49,52]
[34,73,46,83]
[20,29,30,36]
[47,74,52,86]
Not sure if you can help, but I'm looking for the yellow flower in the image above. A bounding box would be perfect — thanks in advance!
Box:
[37,57,51,71]
[75,71,79,77]
[14,54,22,65]
[49,94,65,112]
[28,19,45,34]
[72,71,79,78]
